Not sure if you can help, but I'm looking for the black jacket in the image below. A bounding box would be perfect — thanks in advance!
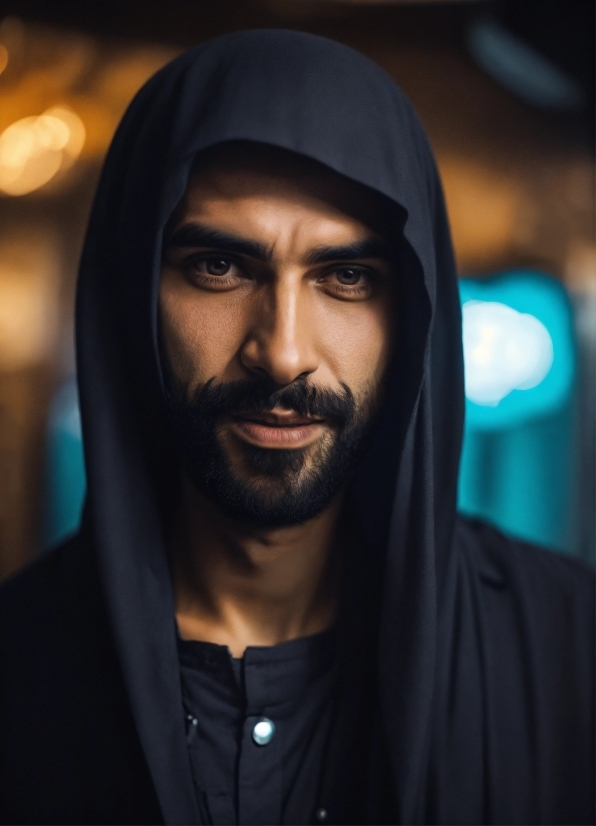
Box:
[0,31,594,825]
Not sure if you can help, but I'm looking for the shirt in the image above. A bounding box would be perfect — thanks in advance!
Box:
[177,628,337,825]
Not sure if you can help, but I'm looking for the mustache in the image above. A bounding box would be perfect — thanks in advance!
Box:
[170,376,357,428]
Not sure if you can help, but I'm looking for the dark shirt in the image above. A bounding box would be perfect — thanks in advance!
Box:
[177,629,337,825]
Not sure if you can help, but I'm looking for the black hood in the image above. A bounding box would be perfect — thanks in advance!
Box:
[76,30,464,824]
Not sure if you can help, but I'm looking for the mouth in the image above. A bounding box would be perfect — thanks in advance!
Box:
[229,410,326,448]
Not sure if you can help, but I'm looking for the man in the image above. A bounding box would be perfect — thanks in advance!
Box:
[0,30,593,826]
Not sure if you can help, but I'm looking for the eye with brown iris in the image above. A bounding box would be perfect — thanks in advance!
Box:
[205,257,232,275]
[336,267,364,285]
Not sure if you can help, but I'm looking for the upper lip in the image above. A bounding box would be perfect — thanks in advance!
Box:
[233,410,323,427]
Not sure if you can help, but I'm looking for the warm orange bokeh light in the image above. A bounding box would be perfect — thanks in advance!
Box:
[0,106,85,196]
[0,233,60,372]
[0,44,8,76]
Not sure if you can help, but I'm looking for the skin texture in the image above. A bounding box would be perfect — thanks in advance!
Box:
[159,146,396,656]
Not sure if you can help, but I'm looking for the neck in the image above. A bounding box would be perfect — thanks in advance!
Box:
[170,476,343,657]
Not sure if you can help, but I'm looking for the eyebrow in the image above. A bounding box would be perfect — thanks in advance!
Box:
[164,221,393,266]
[304,238,393,265]
[164,222,271,262]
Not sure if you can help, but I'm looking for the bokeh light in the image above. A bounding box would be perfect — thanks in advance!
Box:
[0,44,8,76]
[0,235,60,372]
[462,300,554,406]
[0,106,85,196]
[459,272,575,429]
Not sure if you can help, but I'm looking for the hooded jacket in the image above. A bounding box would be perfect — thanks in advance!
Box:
[0,30,594,826]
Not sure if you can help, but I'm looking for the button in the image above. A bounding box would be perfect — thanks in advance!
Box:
[252,717,275,745]
[316,808,328,822]
[185,714,198,745]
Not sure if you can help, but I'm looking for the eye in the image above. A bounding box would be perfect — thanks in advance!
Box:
[185,255,245,280]
[203,257,234,276]
[335,267,365,286]
[319,264,379,301]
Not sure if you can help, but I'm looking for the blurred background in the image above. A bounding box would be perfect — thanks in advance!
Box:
[0,0,593,579]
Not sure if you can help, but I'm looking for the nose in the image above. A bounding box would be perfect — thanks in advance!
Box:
[240,278,319,386]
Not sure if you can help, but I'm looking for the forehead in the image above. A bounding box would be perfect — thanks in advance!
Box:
[174,142,395,241]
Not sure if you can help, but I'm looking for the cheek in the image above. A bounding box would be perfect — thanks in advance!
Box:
[159,275,247,390]
[317,299,394,389]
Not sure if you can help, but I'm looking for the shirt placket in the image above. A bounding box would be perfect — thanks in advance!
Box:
[237,659,282,825]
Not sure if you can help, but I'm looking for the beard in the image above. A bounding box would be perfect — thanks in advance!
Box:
[162,362,381,529]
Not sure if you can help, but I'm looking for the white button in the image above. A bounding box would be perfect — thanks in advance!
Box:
[252,717,275,746]
[316,808,328,822]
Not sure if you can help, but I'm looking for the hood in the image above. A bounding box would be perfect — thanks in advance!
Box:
[76,29,464,824]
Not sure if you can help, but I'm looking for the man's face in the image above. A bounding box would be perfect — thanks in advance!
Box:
[159,148,396,527]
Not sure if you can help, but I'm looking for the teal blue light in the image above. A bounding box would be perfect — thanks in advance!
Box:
[459,272,575,429]
[44,379,86,549]
[457,270,578,554]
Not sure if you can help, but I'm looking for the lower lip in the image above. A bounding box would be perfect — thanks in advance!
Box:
[230,419,324,448]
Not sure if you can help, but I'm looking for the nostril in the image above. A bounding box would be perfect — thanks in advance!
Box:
[240,340,318,386]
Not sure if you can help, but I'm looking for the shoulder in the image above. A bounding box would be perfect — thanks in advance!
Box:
[0,531,104,656]
[1,533,85,610]
[0,540,163,823]
[456,515,594,596]
[453,518,594,824]
[455,515,595,642]
[1,533,82,596]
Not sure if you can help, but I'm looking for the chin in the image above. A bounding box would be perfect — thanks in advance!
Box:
[195,457,338,529]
